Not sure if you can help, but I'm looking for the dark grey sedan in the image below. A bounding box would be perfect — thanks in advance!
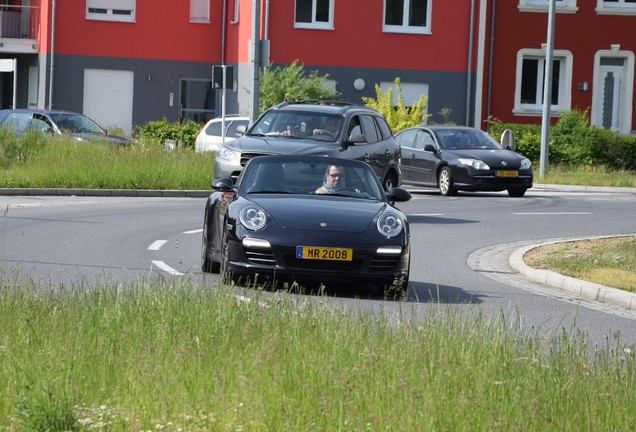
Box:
[395,125,533,197]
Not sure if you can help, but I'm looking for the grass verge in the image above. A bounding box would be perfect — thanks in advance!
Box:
[524,236,636,293]
[1,277,635,431]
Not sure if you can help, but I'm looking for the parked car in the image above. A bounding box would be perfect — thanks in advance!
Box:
[213,101,402,192]
[194,115,250,153]
[201,155,412,295]
[395,125,533,197]
[0,109,132,145]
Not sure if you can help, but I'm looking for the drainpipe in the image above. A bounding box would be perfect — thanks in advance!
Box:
[48,0,56,109]
[485,0,496,131]
[466,0,475,126]
[221,0,227,64]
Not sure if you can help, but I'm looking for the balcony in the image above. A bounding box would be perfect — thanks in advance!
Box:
[0,5,38,53]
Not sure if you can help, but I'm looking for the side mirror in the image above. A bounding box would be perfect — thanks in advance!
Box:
[236,125,247,135]
[386,187,412,203]
[501,129,515,150]
[347,133,367,146]
[423,144,436,153]
[211,177,235,192]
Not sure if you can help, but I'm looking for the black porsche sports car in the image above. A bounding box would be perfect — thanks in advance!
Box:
[201,155,412,295]
[395,125,533,197]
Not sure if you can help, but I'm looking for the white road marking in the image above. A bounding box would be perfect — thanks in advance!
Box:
[184,228,203,234]
[514,212,591,215]
[151,260,184,276]
[148,240,168,251]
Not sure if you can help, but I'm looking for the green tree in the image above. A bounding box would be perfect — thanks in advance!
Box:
[362,77,429,131]
[259,60,340,113]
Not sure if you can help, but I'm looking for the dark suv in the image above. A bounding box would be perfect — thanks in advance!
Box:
[213,101,402,191]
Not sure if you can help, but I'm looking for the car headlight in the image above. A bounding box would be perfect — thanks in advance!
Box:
[377,211,404,238]
[218,146,236,160]
[458,158,490,170]
[520,158,532,170]
[239,206,267,231]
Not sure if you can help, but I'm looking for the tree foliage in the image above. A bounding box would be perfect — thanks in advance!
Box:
[362,78,429,132]
[259,60,340,113]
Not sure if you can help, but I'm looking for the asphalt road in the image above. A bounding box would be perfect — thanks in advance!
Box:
[1,184,635,348]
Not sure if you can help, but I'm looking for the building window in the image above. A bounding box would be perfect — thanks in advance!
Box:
[180,79,217,123]
[514,49,573,116]
[86,0,135,22]
[596,0,636,15]
[295,0,333,30]
[190,0,210,23]
[383,0,431,34]
[518,0,578,13]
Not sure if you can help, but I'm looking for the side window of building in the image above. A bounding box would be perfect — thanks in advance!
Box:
[87,0,135,22]
[359,115,380,144]
[514,49,573,116]
[190,0,210,23]
[295,0,334,29]
[180,79,216,123]
[383,0,431,34]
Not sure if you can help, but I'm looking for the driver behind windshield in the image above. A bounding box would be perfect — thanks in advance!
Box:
[315,165,345,194]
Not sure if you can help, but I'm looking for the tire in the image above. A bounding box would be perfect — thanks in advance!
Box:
[508,188,527,198]
[201,219,220,273]
[382,171,397,193]
[219,230,235,285]
[438,166,457,196]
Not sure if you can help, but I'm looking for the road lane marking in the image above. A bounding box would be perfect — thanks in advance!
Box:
[148,240,168,251]
[151,260,184,276]
[514,212,591,215]
[184,229,202,234]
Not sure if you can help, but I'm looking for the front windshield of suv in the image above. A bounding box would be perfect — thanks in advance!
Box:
[249,110,342,142]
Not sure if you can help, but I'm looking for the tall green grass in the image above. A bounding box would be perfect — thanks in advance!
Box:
[1,278,634,431]
[0,134,216,190]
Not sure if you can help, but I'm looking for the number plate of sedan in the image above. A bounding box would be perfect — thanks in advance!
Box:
[296,246,353,261]
[496,170,519,177]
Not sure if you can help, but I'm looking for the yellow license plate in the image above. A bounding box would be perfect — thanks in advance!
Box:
[296,246,353,261]
[497,170,518,177]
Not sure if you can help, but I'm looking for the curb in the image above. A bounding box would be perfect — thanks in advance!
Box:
[509,234,636,311]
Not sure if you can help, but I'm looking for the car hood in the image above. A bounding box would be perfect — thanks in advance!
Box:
[226,135,338,155]
[247,195,388,232]
[444,149,528,168]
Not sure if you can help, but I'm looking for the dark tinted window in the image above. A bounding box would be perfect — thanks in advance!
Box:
[360,115,380,143]
[375,116,393,140]
[205,121,223,137]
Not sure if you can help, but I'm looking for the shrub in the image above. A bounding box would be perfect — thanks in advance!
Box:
[362,77,429,132]
[137,118,201,150]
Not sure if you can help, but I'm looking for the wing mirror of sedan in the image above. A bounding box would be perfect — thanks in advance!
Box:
[424,144,436,153]
[385,187,412,204]
[500,129,515,151]
[211,177,236,192]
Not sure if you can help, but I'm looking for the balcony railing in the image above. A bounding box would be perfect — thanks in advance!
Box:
[0,5,38,40]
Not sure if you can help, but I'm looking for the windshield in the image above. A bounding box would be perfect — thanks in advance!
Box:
[239,158,385,200]
[49,113,106,135]
[248,110,342,142]
[437,129,502,150]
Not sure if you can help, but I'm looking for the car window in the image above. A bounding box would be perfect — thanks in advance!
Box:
[415,131,435,150]
[359,115,380,143]
[375,116,393,140]
[204,121,223,137]
[2,112,32,132]
[396,129,417,148]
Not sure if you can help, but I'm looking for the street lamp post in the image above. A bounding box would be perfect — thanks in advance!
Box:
[539,0,557,178]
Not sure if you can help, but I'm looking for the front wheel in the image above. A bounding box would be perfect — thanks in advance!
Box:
[201,214,220,273]
[438,167,457,196]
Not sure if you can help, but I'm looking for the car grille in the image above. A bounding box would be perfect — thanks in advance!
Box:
[240,153,269,167]
[369,255,402,271]
[245,249,276,265]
